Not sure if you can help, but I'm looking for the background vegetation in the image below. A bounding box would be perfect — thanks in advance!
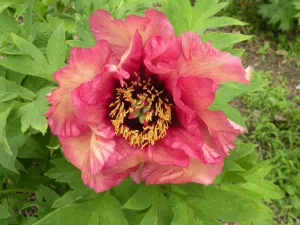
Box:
[0,0,299,224]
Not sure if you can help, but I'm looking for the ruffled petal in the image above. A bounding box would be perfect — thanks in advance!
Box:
[59,127,116,176]
[46,41,117,137]
[58,131,92,170]
[102,137,146,174]
[89,9,175,58]
[200,128,224,164]
[197,109,243,155]
[177,32,250,84]
[89,10,149,58]
[72,68,122,125]
[163,127,203,161]
[146,141,189,167]
[144,36,180,74]
[141,158,223,185]
[82,167,129,193]
[175,76,217,111]
[119,31,143,75]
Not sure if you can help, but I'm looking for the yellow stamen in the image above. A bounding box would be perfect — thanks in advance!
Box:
[109,77,172,148]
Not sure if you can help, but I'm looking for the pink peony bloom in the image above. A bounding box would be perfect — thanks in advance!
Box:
[46,9,250,192]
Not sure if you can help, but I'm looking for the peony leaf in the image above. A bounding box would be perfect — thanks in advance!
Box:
[0,205,10,219]
[0,107,26,172]
[185,186,273,222]
[123,185,158,210]
[0,76,35,103]
[46,24,67,73]
[35,194,129,225]
[201,32,252,50]
[11,33,51,78]
[0,55,51,80]
[16,86,54,134]
[194,16,247,34]
[0,2,13,14]
[139,193,173,225]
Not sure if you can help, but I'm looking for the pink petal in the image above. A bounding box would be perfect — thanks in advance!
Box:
[102,137,147,174]
[45,41,117,137]
[89,9,175,58]
[59,127,116,176]
[245,66,252,81]
[72,68,121,125]
[58,131,92,170]
[146,141,189,167]
[197,109,242,154]
[144,36,180,74]
[141,158,223,185]
[175,76,217,111]
[88,132,115,175]
[163,127,203,161]
[119,31,143,75]
[200,128,224,164]
[143,9,176,41]
[82,167,129,193]
[177,32,250,84]
[89,10,149,58]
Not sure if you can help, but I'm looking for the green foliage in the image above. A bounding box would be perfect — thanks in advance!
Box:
[258,0,298,31]
[241,70,300,224]
[0,0,284,224]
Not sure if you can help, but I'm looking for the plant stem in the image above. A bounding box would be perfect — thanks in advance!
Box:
[0,189,35,195]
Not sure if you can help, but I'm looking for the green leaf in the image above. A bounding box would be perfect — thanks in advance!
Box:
[139,193,173,225]
[230,143,257,161]
[0,76,35,102]
[45,158,90,190]
[0,205,11,219]
[0,108,26,172]
[201,32,252,49]
[36,185,60,210]
[0,11,18,35]
[0,55,50,80]
[0,2,13,14]
[36,194,129,225]
[46,25,66,73]
[240,179,284,200]
[16,86,54,134]
[11,33,51,79]
[99,194,129,225]
[195,17,247,33]
[186,186,273,222]
[123,185,157,210]
[0,105,13,156]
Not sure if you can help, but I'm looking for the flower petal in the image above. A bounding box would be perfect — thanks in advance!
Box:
[143,9,176,41]
[102,137,146,174]
[46,41,117,137]
[144,36,180,74]
[59,126,116,176]
[72,69,120,125]
[146,141,189,167]
[141,158,223,185]
[163,127,203,161]
[197,109,242,154]
[176,76,217,110]
[89,10,149,58]
[177,32,250,84]
[89,9,175,58]
[82,167,129,193]
[119,31,143,75]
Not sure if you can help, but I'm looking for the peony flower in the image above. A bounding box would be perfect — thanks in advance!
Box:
[46,9,250,192]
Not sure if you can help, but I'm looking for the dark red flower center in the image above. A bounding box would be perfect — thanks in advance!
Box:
[109,74,172,148]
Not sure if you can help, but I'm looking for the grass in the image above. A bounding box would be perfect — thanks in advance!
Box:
[240,70,300,224]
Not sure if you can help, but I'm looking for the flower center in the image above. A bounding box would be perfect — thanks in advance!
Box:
[109,76,172,148]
